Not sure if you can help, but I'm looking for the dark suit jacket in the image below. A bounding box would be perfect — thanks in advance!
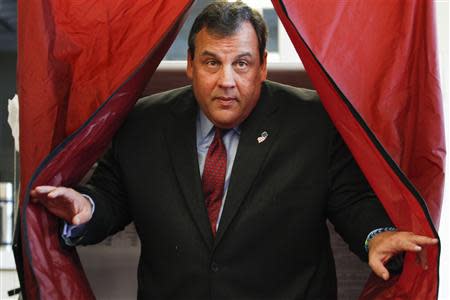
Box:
[78,81,393,300]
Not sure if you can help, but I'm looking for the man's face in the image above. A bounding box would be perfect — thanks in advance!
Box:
[186,22,267,129]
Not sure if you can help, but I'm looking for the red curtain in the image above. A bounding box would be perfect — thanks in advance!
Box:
[272,0,444,299]
[16,0,444,299]
[16,1,193,298]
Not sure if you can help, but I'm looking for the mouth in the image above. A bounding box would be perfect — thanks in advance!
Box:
[214,96,237,107]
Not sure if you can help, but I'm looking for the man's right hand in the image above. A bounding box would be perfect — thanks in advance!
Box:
[31,186,93,225]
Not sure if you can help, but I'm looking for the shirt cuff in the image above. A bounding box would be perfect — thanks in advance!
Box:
[61,194,95,246]
[364,227,397,252]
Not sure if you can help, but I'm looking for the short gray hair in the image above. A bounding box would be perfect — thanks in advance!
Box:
[188,1,268,63]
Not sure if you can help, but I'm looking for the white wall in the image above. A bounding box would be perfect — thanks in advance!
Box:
[436,1,449,299]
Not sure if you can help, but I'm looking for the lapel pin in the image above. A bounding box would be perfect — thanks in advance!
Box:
[257,131,268,143]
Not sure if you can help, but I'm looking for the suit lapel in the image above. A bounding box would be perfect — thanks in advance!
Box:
[164,91,214,249]
[214,83,281,246]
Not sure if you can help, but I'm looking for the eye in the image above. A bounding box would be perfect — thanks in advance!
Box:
[205,60,219,67]
[235,60,248,70]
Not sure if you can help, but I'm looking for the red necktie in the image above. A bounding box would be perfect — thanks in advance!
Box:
[202,127,227,236]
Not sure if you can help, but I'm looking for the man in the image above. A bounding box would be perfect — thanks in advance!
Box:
[31,1,438,299]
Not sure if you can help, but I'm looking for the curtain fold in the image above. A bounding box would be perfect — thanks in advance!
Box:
[272,0,444,299]
[15,1,193,298]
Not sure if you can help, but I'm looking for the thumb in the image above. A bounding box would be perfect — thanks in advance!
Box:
[70,203,93,225]
[71,215,81,225]
[370,257,390,281]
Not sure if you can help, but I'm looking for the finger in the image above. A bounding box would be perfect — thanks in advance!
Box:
[397,240,422,252]
[31,186,54,200]
[71,208,91,225]
[34,186,57,194]
[417,249,429,270]
[71,214,81,226]
[389,235,436,253]
[410,235,439,246]
[30,189,38,198]
[370,258,390,281]
[47,187,68,199]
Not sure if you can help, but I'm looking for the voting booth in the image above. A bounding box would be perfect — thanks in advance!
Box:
[14,1,444,299]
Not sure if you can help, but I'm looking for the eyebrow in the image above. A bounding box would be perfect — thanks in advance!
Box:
[200,50,218,58]
[200,50,253,60]
[235,52,253,60]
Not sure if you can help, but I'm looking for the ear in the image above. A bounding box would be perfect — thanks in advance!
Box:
[260,50,268,81]
[186,50,193,80]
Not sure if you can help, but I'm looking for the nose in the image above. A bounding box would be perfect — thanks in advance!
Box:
[218,66,236,89]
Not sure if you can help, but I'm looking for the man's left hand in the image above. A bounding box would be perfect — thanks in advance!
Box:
[368,231,438,280]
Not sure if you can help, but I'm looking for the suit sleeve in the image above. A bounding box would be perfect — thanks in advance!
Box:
[75,141,133,245]
[326,126,394,261]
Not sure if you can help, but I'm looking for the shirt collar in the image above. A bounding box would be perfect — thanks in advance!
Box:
[197,109,241,141]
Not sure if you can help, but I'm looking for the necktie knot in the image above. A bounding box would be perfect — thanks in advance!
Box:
[214,127,229,140]
[215,126,223,137]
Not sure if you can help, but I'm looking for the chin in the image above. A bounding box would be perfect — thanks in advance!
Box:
[214,122,235,129]
[210,113,240,129]
[211,119,237,129]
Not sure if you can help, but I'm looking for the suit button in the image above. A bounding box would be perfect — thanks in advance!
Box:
[211,262,220,272]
